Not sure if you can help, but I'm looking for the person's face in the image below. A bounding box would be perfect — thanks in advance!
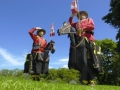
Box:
[79,13,87,20]
[38,31,44,37]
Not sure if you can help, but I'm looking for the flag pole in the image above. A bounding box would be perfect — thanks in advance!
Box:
[50,23,53,41]
[77,0,80,22]
[50,24,51,41]
[50,36,52,41]
[50,29,52,41]
[77,0,82,36]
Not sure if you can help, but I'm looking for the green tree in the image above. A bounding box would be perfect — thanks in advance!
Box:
[102,0,120,52]
[95,39,120,85]
[101,0,120,85]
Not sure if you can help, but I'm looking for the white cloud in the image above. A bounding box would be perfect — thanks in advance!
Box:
[50,58,69,69]
[59,58,68,62]
[62,65,68,68]
[0,47,26,66]
[0,46,69,69]
[50,58,68,65]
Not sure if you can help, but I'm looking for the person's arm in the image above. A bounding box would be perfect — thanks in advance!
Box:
[69,17,77,28]
[29,27,41,40]
[68,13,78,29]
[29,28,36,40]
[81,18,95,31]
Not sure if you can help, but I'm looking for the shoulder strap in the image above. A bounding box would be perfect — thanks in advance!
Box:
[93,42,97,54]
[84,37,89,43]
[33,36,46,45]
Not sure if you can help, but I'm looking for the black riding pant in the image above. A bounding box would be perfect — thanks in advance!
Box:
[80,59,96,84]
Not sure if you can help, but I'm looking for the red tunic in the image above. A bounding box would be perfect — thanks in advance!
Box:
[69,17,95,42]
[29,28,47,53]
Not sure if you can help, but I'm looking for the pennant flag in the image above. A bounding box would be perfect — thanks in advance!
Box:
[71,0,78,14]
[50,23,55,36]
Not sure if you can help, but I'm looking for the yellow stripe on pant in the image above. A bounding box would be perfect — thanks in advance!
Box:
[93,42,101,55]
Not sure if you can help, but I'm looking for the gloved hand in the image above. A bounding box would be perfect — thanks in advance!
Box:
[76,28,83,35]
[36,27,41,30]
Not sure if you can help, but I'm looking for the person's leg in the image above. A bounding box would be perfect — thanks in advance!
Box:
[30,53,42,81]
[36,61,42,73]
[30,59,37,81]
[30,53,36,74]
[35,60,43,81]
[80,65,89,85]
[31,61,39,81]
[88,67,96,86]
[42,62,49,74]
[87,58,96,86]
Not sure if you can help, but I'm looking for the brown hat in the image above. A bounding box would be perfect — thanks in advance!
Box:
[77,11,88,19]
[37,29,46,35]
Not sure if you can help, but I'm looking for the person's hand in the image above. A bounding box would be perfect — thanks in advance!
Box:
[76,28,83,35]
[71,12,78,17]
[36,27,41,30]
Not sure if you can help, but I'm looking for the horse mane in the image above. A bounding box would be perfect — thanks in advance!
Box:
[45,42,50,50]
[68,27,75,38]
[44,40,55,54]
[45,40,55,50]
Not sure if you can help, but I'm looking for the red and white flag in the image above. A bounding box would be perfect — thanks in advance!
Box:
[71,0,78,14]
[50,23,55,36]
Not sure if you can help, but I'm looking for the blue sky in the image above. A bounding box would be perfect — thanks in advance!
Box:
[0,0,117,70]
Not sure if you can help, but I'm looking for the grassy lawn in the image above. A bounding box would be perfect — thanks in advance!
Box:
[0,76,120,90]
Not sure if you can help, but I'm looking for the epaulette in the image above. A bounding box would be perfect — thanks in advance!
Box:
[36,35,39,38]
[36,36,46,41]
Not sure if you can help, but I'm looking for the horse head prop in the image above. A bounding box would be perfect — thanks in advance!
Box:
[45,40,55,54]
[57,22,76,36]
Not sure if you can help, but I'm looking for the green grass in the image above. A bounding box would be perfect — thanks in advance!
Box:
[0,76,120,90]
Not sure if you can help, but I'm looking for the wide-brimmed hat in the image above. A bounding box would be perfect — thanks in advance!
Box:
[37,29,46,35]
[77,11,88,19]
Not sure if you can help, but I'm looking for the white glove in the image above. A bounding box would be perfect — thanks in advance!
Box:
[36,27,41,30]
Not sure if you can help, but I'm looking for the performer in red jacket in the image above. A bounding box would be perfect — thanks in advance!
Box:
[29,27,47,81]
[69,11,96,86]
[69,11,95,42]
[29,27,47,52]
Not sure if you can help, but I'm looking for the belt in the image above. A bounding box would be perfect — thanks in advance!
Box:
[85,31,94,35]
